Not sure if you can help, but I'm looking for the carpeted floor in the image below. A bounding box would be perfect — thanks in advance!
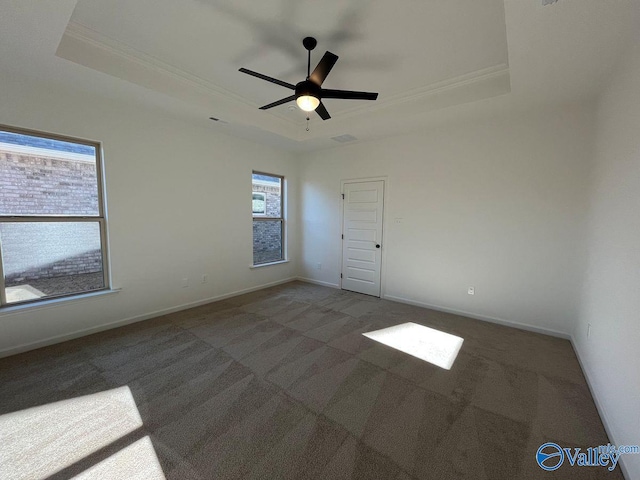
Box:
[0,281,622,479]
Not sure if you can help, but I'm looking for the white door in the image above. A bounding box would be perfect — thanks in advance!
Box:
[341,180,384,297]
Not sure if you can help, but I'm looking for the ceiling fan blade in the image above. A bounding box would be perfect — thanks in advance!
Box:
[321,89,378,101]
[309,51,339,86]
[239,68,296,90]
[259,95,296,110]
[315,102,331,120]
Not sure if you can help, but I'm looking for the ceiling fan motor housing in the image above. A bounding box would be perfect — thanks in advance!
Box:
[295,80,321,100]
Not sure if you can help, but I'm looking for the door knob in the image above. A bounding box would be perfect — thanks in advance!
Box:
[376,244,381,248]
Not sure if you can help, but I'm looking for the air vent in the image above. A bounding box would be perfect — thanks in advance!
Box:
[331,134,357,143]
[542,0,558,5]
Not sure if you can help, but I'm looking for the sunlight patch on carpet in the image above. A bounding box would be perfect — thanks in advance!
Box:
[363,322,463,370]
[72,436,164,479]
[0,386,155,480]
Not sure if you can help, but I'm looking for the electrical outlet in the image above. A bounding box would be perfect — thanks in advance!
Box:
[181,277,189,288]
[202,274,208,284]
[316,263,322,270]
[587,323,591,338]
[468,286,475,296]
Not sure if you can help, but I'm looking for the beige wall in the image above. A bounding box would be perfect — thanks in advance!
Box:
[299,104,595,336]
[0,73,299,355]
[575,41,640,480]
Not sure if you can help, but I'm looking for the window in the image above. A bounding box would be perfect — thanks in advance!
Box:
[252,172,284,265]
[0,126,109,306]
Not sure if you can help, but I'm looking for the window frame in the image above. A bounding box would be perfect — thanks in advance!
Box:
[251,171,285,266]
[0,124,110,308]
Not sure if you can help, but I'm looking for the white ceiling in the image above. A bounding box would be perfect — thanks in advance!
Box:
[0,0,637,151]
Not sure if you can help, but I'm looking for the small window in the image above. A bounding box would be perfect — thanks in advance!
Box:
[252,172,284,265]
[252,192,266,215]
[0,126,109,306]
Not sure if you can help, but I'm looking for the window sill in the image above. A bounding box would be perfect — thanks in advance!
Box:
[250,259,290,269]
[0,288,121,315]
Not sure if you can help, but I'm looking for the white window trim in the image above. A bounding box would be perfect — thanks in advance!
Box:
[249,259,290,269]
[0,288,120,316]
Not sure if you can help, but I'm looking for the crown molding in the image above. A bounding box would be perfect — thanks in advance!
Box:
[329,63,510,121]
[63,22,249,106]
[60,22,299,130]
[59,21,510,141]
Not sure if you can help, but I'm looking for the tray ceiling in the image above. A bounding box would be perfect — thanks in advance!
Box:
[56,0,511,141]
[1,1,634,151]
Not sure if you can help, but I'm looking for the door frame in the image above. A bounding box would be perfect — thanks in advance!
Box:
[340,176,388,298]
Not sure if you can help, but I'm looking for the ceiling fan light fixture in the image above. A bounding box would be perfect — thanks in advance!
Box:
[296,94,320,112]
[295,80,321,112]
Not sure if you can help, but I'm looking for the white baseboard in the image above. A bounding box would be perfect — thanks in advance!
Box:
[0,276,297,359]
[296,277,341,289]
[382,294,572,340]
[570,338,631,480]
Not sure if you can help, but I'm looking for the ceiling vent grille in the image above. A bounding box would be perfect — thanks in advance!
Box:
[331,134,357,143]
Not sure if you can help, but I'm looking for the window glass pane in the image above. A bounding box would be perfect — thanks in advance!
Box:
[0,222,104,304]
[251,173,281,218]
[0,130,99,216]
[253,220,283,265]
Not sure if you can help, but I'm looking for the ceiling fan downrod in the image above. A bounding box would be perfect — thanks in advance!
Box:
[303,36,317,79]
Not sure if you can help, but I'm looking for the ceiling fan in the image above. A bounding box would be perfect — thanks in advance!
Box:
[239,37,378,120]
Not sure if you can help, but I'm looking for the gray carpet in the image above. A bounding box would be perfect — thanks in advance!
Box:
[0,281,622,479]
